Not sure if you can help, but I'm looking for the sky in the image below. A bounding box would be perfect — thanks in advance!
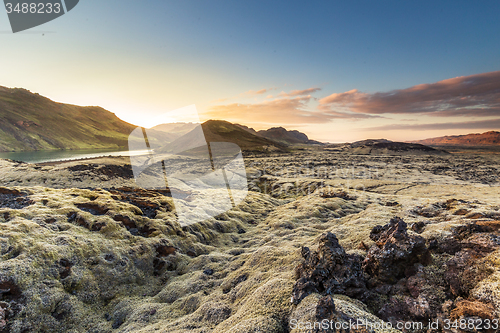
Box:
[1,0,500,142]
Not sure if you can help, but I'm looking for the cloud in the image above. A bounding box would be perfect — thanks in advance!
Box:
[364,118,500,131]
[324,111,381,119]
[245,88,269,96]
[210,87,278,104]
[205,96,323,124]
[318,71,500,117]
[279,87,322,97]
[204,95,380,124]
[428,108,500,117]
[209,97,229,103]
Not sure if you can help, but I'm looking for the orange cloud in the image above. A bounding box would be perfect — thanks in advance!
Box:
[318,71,500,117]
[318,89,363,105]
[204,96,318,124]
[204,95,379,125]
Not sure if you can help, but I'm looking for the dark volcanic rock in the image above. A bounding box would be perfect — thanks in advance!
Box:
[428,236,463,255]
[319,189,356,200]
[445,248,495,298]
[58,259,74,279]
[292,216,500,329]
[291,232,368,305]
[67,164,133,179]
[108,187,176,219]
[0,280,22,301]
[113,214,136,229]
[315,295,336,320]
[411,221,426,234]
[155,244,176,257]
[75,202,109,215]
[362,217,431,284]
[66,212,106,232]
[0,187,34,209]
[412,204,442,218]
[452,221,495,240]
[430,221,500,257]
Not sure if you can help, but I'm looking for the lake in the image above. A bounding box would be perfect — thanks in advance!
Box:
[0,149,150,164]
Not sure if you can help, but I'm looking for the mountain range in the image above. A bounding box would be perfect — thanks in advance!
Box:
[0,86,314,153]
[412,131,500,146]
[160,120,286,154]
[327,139,449,155]
[230,125,321,145]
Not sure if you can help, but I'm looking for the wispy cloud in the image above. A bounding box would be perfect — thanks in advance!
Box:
[325,111,381,119]
[279,87,322,97]
[210,87,278,104]
[209,97,229,103]
[364,118,500,131]
[318,71,500,117]
[244,88,270,96]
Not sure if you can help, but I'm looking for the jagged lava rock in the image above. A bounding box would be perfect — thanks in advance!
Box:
[291,232,368,305]
[362,217,431,284]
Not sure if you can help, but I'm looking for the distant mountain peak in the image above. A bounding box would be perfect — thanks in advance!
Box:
[257,126,321,145]
[350,139,392,147]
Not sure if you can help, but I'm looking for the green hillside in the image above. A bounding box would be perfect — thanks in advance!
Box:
[0,86,143,152]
